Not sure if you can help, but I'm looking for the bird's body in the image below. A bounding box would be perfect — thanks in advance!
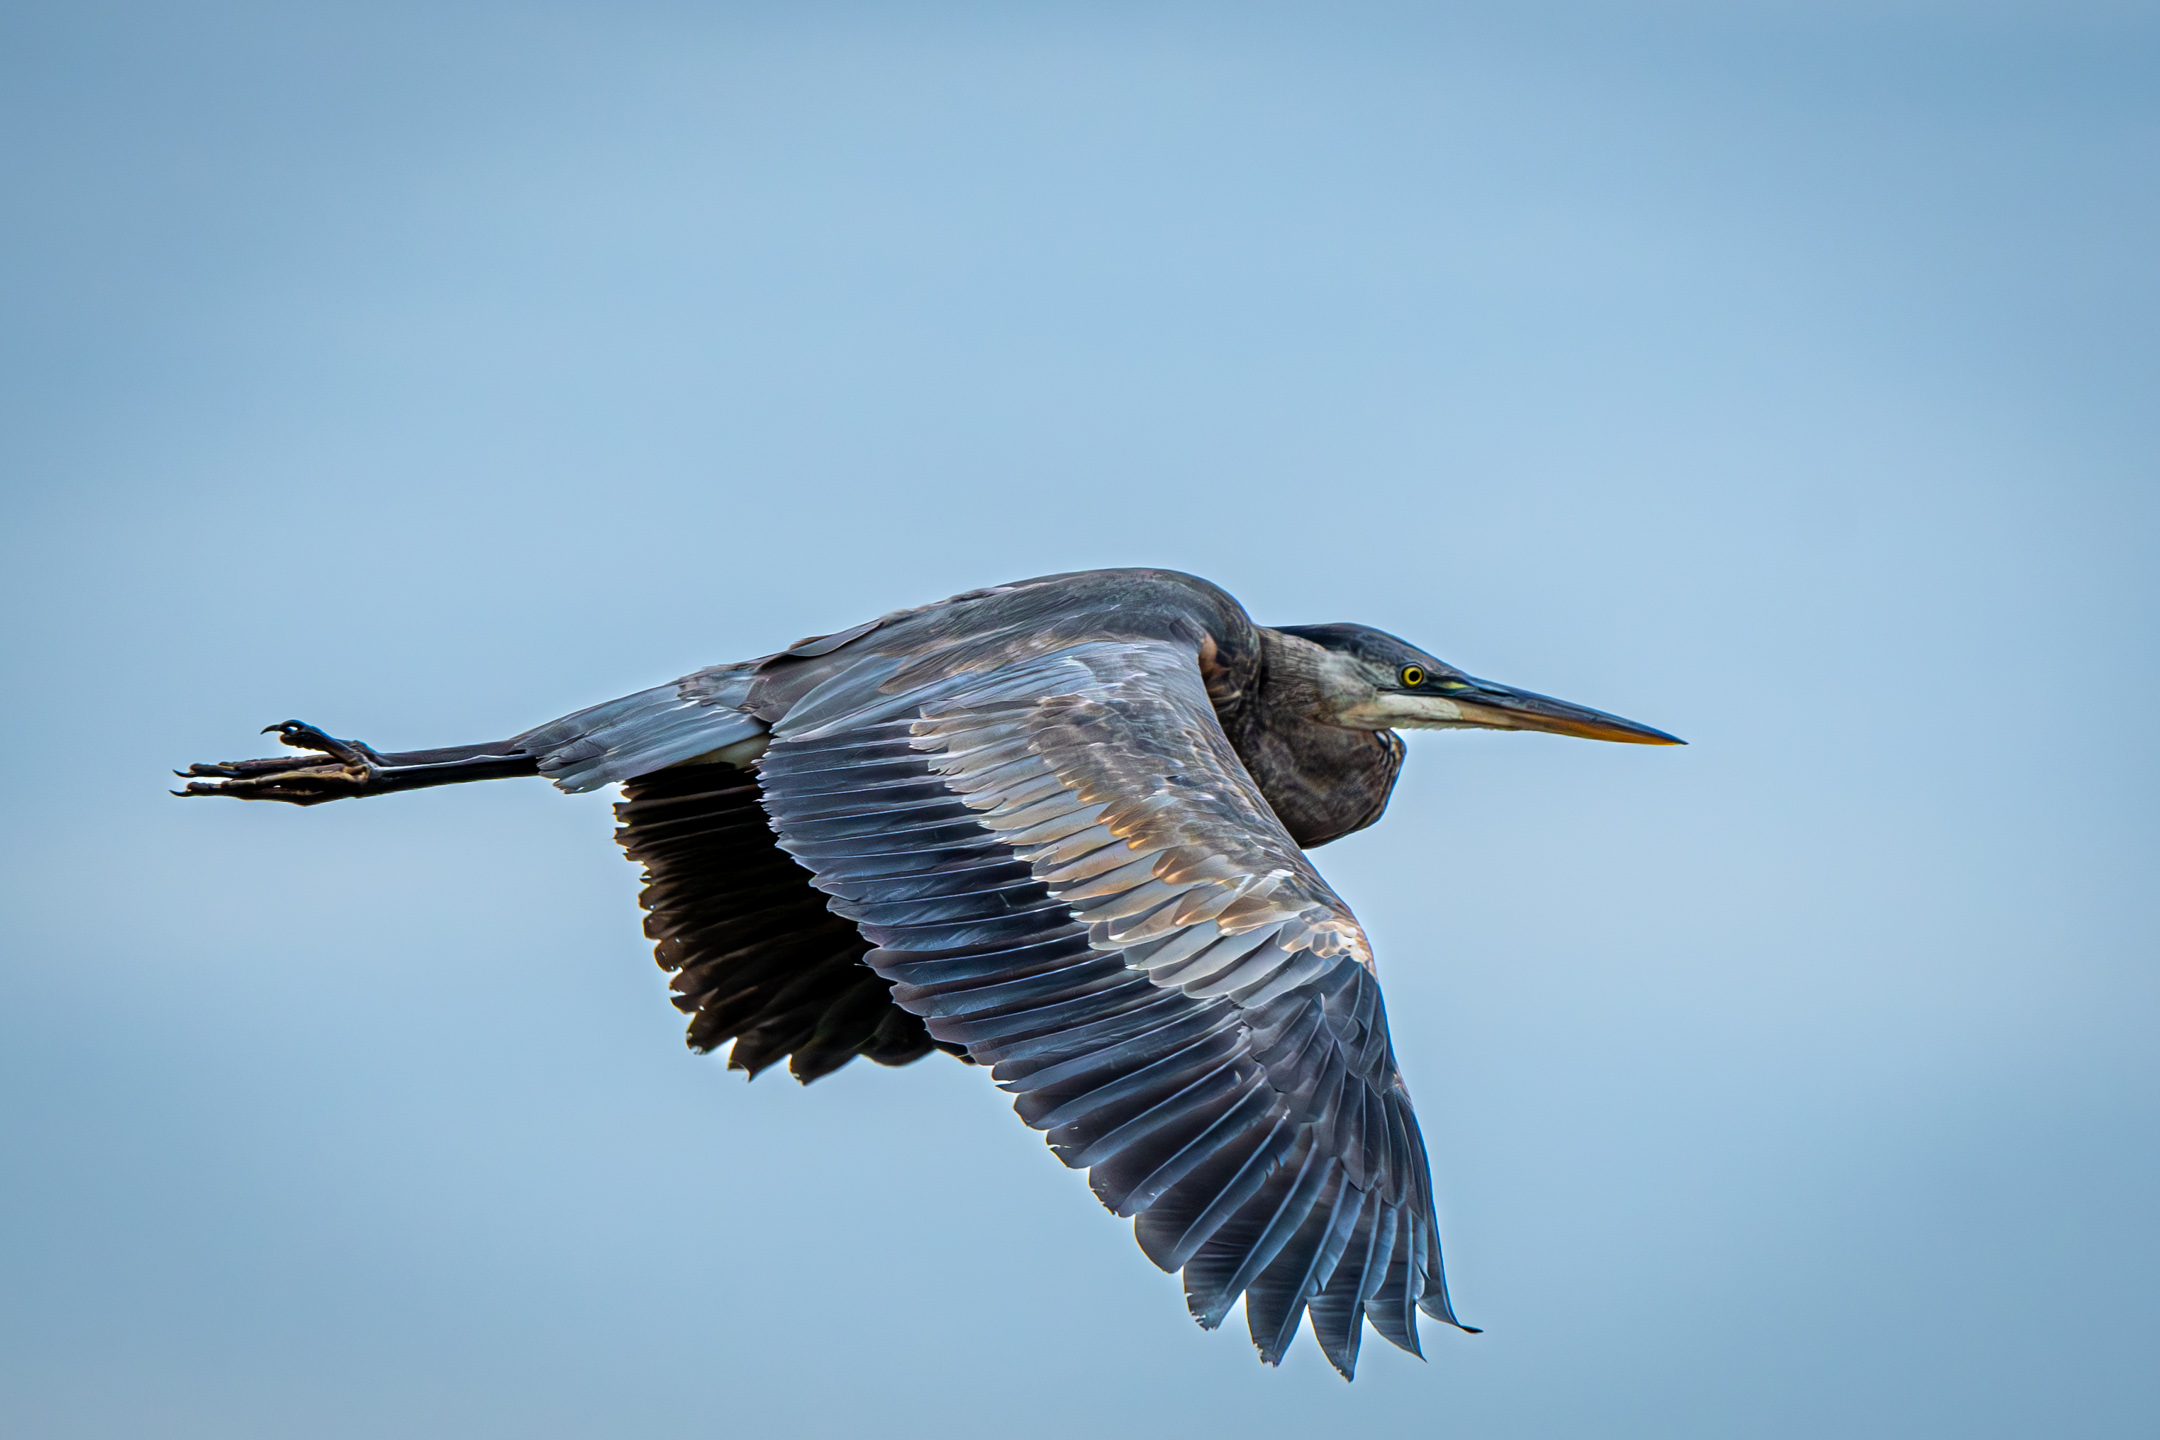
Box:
[181,568,1679,1378]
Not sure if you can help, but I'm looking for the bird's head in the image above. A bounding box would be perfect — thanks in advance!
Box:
[1272,623,1684,745]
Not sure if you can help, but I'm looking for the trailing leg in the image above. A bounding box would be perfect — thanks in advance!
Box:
[177,720,539,806]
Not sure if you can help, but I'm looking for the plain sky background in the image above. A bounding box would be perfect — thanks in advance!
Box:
[3,2,2156,1436]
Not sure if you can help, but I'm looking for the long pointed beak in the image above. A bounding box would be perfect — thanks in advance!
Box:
[1446,677,1685,745]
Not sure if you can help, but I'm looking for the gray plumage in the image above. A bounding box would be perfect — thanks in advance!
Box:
[178,567,1681,1378]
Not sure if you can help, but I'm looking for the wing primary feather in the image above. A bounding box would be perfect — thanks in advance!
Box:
[1094,1078,1278,1217]
[1017,1028,1246,1131]
[1184,1140,1334,1329]
[1308,1195,1386,1378]
[1248,1170,1366,1366]
[1379,1088,1419,1208]
[1050,1051,1259,1169]
[1136,1112,1297,1272]
[1366,1209,1426,1358]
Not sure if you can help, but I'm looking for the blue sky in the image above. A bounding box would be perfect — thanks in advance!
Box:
[2,3,2155,1436]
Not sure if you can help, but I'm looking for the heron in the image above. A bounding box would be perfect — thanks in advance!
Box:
[178,568,1681,1378]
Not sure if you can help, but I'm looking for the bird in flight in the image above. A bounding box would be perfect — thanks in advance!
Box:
[179,568,1680,1378]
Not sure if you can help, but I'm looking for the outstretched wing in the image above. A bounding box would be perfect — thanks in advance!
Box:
[756,638,1467,1377]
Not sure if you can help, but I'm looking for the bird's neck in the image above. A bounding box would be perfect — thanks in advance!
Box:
[1218,630,1407,849]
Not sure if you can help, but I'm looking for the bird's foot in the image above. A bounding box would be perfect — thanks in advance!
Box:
[176,721,390,806]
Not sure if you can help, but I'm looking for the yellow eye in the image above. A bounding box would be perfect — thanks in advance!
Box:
[1400,665,1425,688]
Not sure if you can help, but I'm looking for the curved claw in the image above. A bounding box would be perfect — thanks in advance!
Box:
[177,720,387,805]
[260,720,386,768]
[175,725,534,806]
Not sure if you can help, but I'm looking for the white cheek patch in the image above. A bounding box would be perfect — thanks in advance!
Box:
[1339,692,1472,729]
[1380,693,1465,727]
